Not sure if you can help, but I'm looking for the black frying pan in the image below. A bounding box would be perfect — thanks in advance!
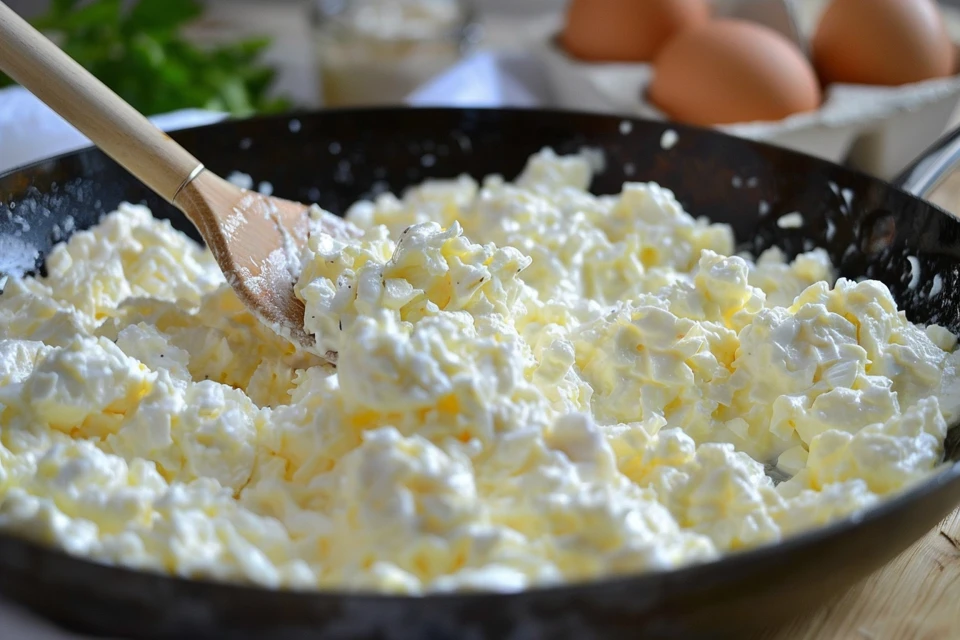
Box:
[1,108,960,640]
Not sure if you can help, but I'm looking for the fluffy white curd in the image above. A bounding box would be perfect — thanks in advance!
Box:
[1,149,958,594]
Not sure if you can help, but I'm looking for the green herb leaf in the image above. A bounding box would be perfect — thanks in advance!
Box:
[127,0,202,34]
[51,0,80,16]
[34,0,122,31]
[1,0,290,118]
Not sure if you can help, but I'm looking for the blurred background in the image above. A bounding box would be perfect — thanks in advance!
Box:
[1,1,959,116]
[11,0,958,113]
[4,0,960,191]
[3,0,572,112]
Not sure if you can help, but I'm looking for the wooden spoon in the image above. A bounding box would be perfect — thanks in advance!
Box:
[0,2,357,357]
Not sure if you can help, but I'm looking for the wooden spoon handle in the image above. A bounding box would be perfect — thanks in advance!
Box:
[0,1,203,204]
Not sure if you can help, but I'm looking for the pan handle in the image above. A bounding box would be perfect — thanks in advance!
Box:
[895,124,960,200]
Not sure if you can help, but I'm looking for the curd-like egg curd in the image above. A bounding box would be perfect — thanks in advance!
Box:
[1,149,958,593]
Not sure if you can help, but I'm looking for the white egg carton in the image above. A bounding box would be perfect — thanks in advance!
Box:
[537,0,960,179]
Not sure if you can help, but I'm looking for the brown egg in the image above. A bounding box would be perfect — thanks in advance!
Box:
[648,20,822,126]
[560,0,710,63]
[812,0,954,86]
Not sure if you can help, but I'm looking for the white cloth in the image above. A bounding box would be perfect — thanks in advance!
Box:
[0,86,225,175]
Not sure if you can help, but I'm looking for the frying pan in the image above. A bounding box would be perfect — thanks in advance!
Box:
[1,108,960,640]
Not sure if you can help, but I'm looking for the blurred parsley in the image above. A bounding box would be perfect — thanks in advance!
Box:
[0,0,291,117]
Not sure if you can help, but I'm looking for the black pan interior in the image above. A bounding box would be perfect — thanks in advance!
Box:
[1,108,959,639]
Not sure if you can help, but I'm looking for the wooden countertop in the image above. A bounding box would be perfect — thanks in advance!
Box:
[762,510,960,639]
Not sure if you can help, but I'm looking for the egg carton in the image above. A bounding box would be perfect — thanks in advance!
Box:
[537,0,960,179]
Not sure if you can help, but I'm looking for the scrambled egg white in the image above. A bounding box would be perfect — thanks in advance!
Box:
[1,150,958,593]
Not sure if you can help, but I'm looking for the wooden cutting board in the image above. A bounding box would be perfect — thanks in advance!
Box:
[760,509,960,640]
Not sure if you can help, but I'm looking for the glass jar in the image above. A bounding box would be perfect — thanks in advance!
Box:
[311,0,480,107]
